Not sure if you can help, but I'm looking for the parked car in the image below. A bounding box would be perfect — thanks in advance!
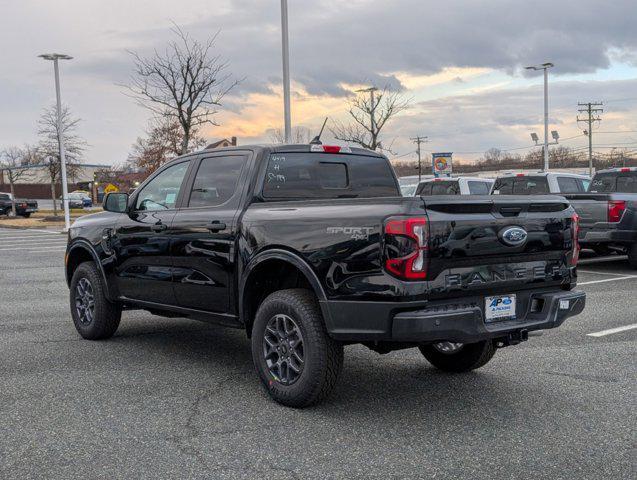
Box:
[563,167,637,265]
[65,143,585,407]
[491,172,590,195]
[60,192,92,209]
[0,192,38,217]
[415,176,494,195]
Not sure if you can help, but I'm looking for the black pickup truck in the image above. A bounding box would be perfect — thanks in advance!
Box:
[564,167,637,267]
[0,192,38,217]
[65,144,585,407]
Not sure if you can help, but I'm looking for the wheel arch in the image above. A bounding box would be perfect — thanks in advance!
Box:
[65,241,114,300]
[239,249,331,337]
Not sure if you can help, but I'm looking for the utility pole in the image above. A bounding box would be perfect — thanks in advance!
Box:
[577,102,603,177]
[410,135,428,182]
[356,86,379,149]
[280,0,292,142]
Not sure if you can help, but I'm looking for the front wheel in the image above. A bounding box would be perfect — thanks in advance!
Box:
[251,289,343,408]
[69,262,121,340]
[419,340,496,372]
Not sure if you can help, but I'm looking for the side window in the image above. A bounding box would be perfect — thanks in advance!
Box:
[556,177,580,193]
[468,181,490,195]
[580,179,590,191]
[188,155,247,207]
[616,174,637,193]
[135,161,189,211]
[416,182,432,195]
[492,177,514,194]
[431,181,459,195]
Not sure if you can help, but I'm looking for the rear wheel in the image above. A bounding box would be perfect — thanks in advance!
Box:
[628,243,637,269]
[69,262,121,340]
[419,340,496,372]
[251,289,343,408]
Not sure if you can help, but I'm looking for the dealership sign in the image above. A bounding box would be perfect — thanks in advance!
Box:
[432,152,453,177]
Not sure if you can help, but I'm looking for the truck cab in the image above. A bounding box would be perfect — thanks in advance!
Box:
[492,172,590,195]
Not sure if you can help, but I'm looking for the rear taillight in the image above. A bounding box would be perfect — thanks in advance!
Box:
[571,213,580,266]
[383,216,428,280]
[608,200,626,223]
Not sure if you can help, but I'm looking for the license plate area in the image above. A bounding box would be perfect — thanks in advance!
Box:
[485,294,516,322]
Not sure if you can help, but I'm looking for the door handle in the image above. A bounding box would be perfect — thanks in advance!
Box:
[206,221,226,232]
[151,223,168,232]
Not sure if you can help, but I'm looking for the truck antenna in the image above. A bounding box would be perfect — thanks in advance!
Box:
[310,117,329,145]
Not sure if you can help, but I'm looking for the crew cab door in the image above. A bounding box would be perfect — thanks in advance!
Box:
[170,151,252,314]
[112,159,191,304]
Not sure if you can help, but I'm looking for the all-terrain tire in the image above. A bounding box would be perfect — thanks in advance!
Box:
[419,340,496,372]
[69,261,122,340]
[251,289,343,408]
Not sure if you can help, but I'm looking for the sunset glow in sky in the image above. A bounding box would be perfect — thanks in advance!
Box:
[1,0,636,165]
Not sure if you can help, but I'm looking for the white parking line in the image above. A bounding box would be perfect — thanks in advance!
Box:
[578,276,637,285]
[587,324,637,337]
[578,270,633,277]
[0,239,67,245]
[0,245,68,251]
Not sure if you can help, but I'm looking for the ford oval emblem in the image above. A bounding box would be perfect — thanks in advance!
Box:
[500,226,528,246]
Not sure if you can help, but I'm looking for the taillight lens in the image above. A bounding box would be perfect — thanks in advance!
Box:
[571,213,580,266]
[383,216,428,280]
[608,200,626,223]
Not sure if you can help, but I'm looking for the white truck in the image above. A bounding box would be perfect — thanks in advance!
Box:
[415,176,494,196]
[491,172,590,195]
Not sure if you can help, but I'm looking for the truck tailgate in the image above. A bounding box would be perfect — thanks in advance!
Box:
[423,195,576,298]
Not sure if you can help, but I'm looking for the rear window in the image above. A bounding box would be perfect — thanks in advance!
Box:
[467,181,491,195]
[416,181,459,195]
[589,172,637,193]
[492,176,550,195]
[262,152,398,199]
[556,177,583,193]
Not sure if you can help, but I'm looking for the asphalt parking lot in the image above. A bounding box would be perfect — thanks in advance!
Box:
[0,227,635,479]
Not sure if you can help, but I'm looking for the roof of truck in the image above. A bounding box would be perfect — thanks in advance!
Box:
[595,167,637,174]
[200,143,385,157]
[497,171,590,179]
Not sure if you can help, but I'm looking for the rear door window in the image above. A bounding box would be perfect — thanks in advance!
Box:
[492,177,514,194]
[188,155,247,207]
[468,181,491,195]
[262,152,398,198]
[430,181,460,195]
[415,182,432,195]
[556,177,581,193]
[589,172,637,192]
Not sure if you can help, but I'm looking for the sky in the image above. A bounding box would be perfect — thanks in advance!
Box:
[1,0,637,166]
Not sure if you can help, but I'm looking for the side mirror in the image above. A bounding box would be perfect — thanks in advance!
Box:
[103,192,129,213]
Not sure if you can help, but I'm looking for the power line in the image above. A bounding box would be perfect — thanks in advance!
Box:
[577,101,604,177]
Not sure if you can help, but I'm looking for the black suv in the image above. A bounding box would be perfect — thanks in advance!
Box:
[65,144,585,407]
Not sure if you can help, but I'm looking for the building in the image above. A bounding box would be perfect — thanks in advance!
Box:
[206,137,237,149]
[0,163,109,199]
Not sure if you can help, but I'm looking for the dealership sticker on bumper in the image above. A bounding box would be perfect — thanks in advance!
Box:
[485,294,516,322]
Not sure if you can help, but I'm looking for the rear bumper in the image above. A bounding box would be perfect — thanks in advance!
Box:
[580,227,637,245]
[321,289,585,343]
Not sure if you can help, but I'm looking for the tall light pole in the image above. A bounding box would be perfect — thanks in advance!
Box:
[525,62,554,172]
[280,0,292,143]
[39,53,73,231]
[356,86,379,149]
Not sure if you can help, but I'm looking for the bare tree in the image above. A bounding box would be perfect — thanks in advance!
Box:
[0,146,34,216]
[126,25,239,156]
[330,85,411,151]
[38,104,87,216]
[128,115,207,174]
[268,126,312,144]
